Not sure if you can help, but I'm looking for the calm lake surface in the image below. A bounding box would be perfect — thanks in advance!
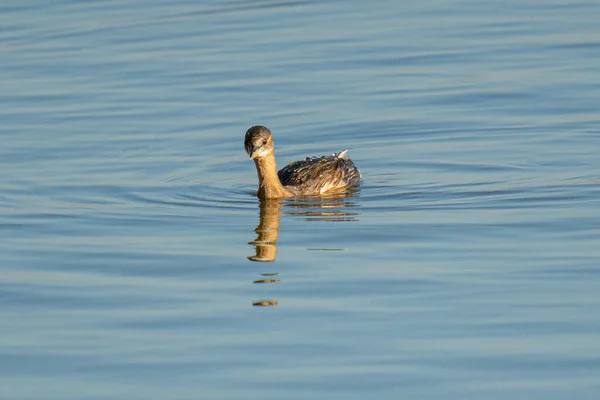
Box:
[2,1,600,399]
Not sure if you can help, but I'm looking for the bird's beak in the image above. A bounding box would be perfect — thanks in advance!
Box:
[249,146,260,159]
[249,145,266,159]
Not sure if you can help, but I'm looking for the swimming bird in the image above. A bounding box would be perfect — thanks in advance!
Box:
[244,125,361,199]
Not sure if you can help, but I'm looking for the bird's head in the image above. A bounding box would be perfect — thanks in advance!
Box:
[244,125,274,160]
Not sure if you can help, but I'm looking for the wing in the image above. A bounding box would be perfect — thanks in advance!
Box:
[278,150,361,195]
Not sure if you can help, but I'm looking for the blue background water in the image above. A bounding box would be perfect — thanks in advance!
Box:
[1,1,600,399]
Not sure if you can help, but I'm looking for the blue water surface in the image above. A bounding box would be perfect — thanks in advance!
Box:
[1,1,600,399]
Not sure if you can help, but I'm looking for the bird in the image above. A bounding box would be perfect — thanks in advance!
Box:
[244,125,361,199]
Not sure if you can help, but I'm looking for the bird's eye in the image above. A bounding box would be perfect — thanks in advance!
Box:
[262,139,267,146]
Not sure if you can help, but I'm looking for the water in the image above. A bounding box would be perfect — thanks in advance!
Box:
[2,1,600,399]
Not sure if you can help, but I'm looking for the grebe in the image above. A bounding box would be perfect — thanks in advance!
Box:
[244,125,361,199]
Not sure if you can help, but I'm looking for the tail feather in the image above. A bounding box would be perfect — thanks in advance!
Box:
[335,149,350,159]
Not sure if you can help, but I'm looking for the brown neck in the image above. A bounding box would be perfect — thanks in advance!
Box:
[254,154,289,199]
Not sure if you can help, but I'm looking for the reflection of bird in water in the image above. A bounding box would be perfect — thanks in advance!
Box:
[244,125,361,199]
[248,198,359,262]
[247,197,360,307]
[248,199,282,262]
